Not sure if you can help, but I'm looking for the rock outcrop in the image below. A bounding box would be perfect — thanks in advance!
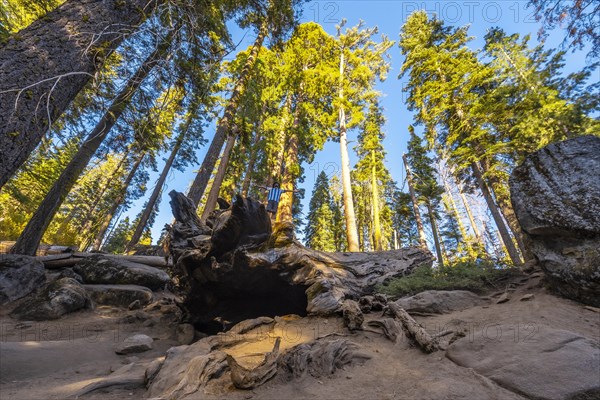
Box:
[115,334,154,355]
[510,135,600,306]
[73,255,170,290]
[84,284,154,308]
[447,325,600,400]
[395,290,487,314]
[10,277,91,320]
[0,254,46,305]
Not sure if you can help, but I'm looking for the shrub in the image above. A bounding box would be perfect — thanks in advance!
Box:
[377,259,515,298]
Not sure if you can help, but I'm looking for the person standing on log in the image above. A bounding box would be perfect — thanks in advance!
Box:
[258,182,298,219]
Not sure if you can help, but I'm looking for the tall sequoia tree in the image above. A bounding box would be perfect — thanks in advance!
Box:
[275,22,338,223]
[0,0,163,187]
[187,0,303,207]
[353,100,393,251]
[11,33,173,255]
[335,20,393,251]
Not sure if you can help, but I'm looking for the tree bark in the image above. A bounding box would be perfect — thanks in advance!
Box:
[187,22,267,207]
[276,133,298,223]
[126,128,186,252]
[440,173,475,257]
[371,151,382,251]
[338,51,360,252]
[471,162,522,265]
[92,153,145,251]
[459,190,483,243]
[10,40,168,255]
[480,161,533,261]
[403,154,427,248]
[241,114,265,196]
[425,201,444,268]
[0,0,162,187]
[200,133,237,221]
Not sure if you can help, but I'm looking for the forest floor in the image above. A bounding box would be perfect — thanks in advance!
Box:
[0,270,598,400]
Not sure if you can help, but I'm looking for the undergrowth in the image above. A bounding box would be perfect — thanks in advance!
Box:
[377,259,516,298]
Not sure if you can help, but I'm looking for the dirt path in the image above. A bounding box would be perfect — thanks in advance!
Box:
[1,273,598,399]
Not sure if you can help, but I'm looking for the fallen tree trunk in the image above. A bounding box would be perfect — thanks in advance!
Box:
[388,302,439,353]
[37,253,166,269]
[165,191,433,333]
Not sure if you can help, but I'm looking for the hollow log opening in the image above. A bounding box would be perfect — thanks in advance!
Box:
[188,270,308,335]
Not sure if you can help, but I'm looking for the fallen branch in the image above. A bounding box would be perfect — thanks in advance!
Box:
[388,302,439,353]
[432,329,454,340]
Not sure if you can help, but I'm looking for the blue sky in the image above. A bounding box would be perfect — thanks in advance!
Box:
[121,1,596,245]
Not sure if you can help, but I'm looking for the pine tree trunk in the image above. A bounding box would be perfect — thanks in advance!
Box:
[276,127,299,223]
[92,153,145,251]
[471,162,522,265]
[200,134,237,221]
[440,173,474,257]
[459,190,483,243]
[371,151,382,251]
[338,51,360,252]
[187,22,267,207]
[403,154,427,248]
[479,161,533,261]
[241,116,264,196]
[126,129,186,251]
[0,0,162,187]
[78,146,132,250]
[265,95,292,192]
[425,201,444,267]
[10,40,167,255]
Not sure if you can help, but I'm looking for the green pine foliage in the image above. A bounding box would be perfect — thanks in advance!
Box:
[304,171,337,252]
[352,100,394,250]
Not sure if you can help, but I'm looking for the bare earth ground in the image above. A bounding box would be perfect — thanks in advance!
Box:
[1,273,599,400]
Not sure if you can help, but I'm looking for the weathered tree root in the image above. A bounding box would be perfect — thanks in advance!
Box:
[341,299,364,331]
[278,338,371,379]
[227,337,281,389]
[367,318,402,342]
[388,302,439,353]
[72,361,151,398]
[163,351,229,399]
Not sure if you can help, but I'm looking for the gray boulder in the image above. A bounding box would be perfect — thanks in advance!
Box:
[10,277,91,320]
[73,255,170,290]
[394,290,487,314]
[115,334,153,355]
[447,325,600,399]
[0,254,46,305]
[510,135,600,306]
[84,284,153,308]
